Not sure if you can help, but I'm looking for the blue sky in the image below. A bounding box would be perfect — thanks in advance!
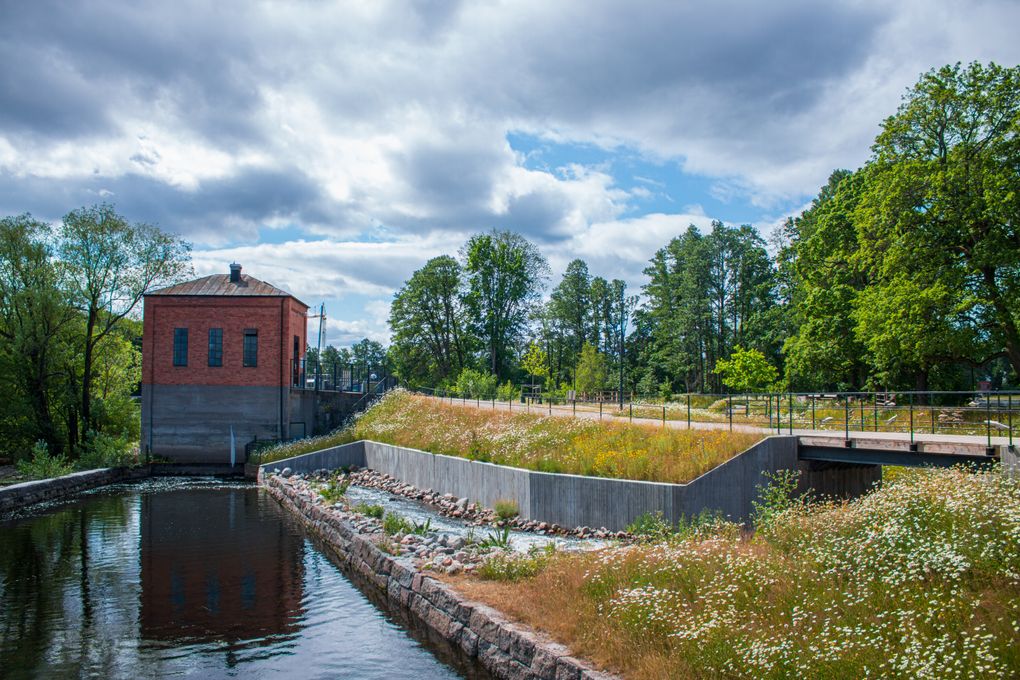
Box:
[1,0,1018,346]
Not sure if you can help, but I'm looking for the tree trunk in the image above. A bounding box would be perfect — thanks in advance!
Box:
[80,310,97,443]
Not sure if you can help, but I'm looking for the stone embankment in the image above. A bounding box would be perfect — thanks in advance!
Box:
[0,467,149,514]
[261,470,618,680]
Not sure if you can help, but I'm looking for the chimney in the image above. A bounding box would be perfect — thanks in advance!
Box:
[229,262,242,283]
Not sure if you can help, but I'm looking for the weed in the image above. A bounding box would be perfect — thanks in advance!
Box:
[318,474,350,504]
[410,518,433,535]
[493,499,519,520]
[353,502,384,518]
[382,512,414,535]
[751,468,804,529]
[625,511,674,540]
[478,525,513,550]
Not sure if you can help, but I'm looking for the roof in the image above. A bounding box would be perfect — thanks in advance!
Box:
[147,274,308,306]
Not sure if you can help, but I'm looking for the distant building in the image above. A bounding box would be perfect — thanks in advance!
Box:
[141,264,309,464]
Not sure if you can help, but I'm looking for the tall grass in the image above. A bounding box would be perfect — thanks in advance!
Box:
[257,390,761,483]
[458,467,1020,679]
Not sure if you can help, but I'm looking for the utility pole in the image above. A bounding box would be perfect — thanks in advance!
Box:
[619,284,625,411]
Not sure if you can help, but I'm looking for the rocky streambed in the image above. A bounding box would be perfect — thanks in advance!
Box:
[266,465,621,575]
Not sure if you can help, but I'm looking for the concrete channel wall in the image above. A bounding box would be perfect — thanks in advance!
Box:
[261,436,878,529]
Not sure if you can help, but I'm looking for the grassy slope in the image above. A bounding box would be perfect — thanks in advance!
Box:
[455,467,1020,679]
[256,390,761,484]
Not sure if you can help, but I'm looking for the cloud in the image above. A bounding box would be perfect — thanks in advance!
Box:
[1,0,1017,342]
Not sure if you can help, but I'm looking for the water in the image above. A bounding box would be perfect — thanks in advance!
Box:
[345,485,611,552]
[0,478,487,679]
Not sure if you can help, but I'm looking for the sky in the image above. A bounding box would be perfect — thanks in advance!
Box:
[2,0,1018,347]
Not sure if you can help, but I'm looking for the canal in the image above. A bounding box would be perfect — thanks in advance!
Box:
[0,478,487,679]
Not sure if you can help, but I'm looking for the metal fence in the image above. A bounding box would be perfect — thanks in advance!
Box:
[411,387,1017,448]
[291,359,396,393]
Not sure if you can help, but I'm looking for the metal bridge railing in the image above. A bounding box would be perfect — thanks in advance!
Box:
[408,386,1016,448]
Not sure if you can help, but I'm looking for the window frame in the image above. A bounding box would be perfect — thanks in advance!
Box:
[243,328,258,368]
[172,328,189,367]
[208,327,223,367]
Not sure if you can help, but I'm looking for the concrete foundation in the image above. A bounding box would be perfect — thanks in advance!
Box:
[142,384,288,464]
[261,437,882,530]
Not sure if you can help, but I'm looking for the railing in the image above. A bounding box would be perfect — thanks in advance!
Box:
[409,387,1017,448]
[291,359,396,394]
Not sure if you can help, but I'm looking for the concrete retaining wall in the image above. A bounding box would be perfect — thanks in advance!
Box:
[0,467,149,514]
[262,436,881,529]
[263,474,616,680]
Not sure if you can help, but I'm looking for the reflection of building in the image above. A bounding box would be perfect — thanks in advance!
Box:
[140,488,304,643]
[141,263,309,463]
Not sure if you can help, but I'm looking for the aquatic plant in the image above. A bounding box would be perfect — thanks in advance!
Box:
[382,512,414,536]
[318,475,350,504]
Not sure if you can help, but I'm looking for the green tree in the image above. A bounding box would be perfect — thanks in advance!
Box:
[59,204,191,446]
[0,215,76,456]
[351,337,388,369]
[858,61,1020,385]
[521,341,549,385]
[714,346,778,393]
[389,255,470,386]
[574,343,607,397]
[781,169,873,390]
[463,230,548,378]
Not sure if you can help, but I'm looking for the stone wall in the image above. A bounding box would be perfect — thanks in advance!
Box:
[0,467,149,514]
[262,473,616,680]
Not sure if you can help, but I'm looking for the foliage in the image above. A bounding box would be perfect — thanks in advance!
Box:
[520,341,549,381]
[382,511,415,535]
[389,255,470,386]
[353,502,384,518]
[16,441,73,479]
[76,430,138,469]
[573,343,607,396]
[454,367,499,399]
[318,474,351,504]
[468,467,1020,678]
[463,230,549,378]
[493,499,519,520]
[496,380,519,402]
[478,525,513,550]
[625,511,674,540]
[750,468,804,530]
[714,346,779,393]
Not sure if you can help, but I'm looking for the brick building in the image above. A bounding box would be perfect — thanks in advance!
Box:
[141,264,310,463]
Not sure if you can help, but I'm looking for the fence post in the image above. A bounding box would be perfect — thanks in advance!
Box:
[728,394,733,431]
[662,405,666,427]
[629,402,633,422]
[931,394,936,435]
[844,395,849,442]
[874,396,879,432]
[599,401,602,420]
[788,392,793,434]
[811,394,815,430]
[987,396,992,449]
[549,399,552,415]
[1009,394,1013,448]
[909,393,914,446]
[687,394,691,429]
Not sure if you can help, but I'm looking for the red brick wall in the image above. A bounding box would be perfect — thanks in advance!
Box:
[143,296,308,387]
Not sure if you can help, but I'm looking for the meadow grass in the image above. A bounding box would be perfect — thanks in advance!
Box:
[456,466,1020,679]
[256,390,761,484]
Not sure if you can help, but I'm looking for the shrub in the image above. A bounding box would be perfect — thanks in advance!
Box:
[751,468,804,530]
[494,499,519,520]
[353,502,384,518]
[626,511,674,540]
[76,431,138,470]
[16,441,73,479]
[478,525,512,550]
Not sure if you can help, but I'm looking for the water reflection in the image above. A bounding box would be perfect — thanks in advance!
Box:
[0,479,482,679]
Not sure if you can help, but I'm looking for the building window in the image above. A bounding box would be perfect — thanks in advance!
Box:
[243,329,258,367]
[173,328,188,366]
[208,328,223,367]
